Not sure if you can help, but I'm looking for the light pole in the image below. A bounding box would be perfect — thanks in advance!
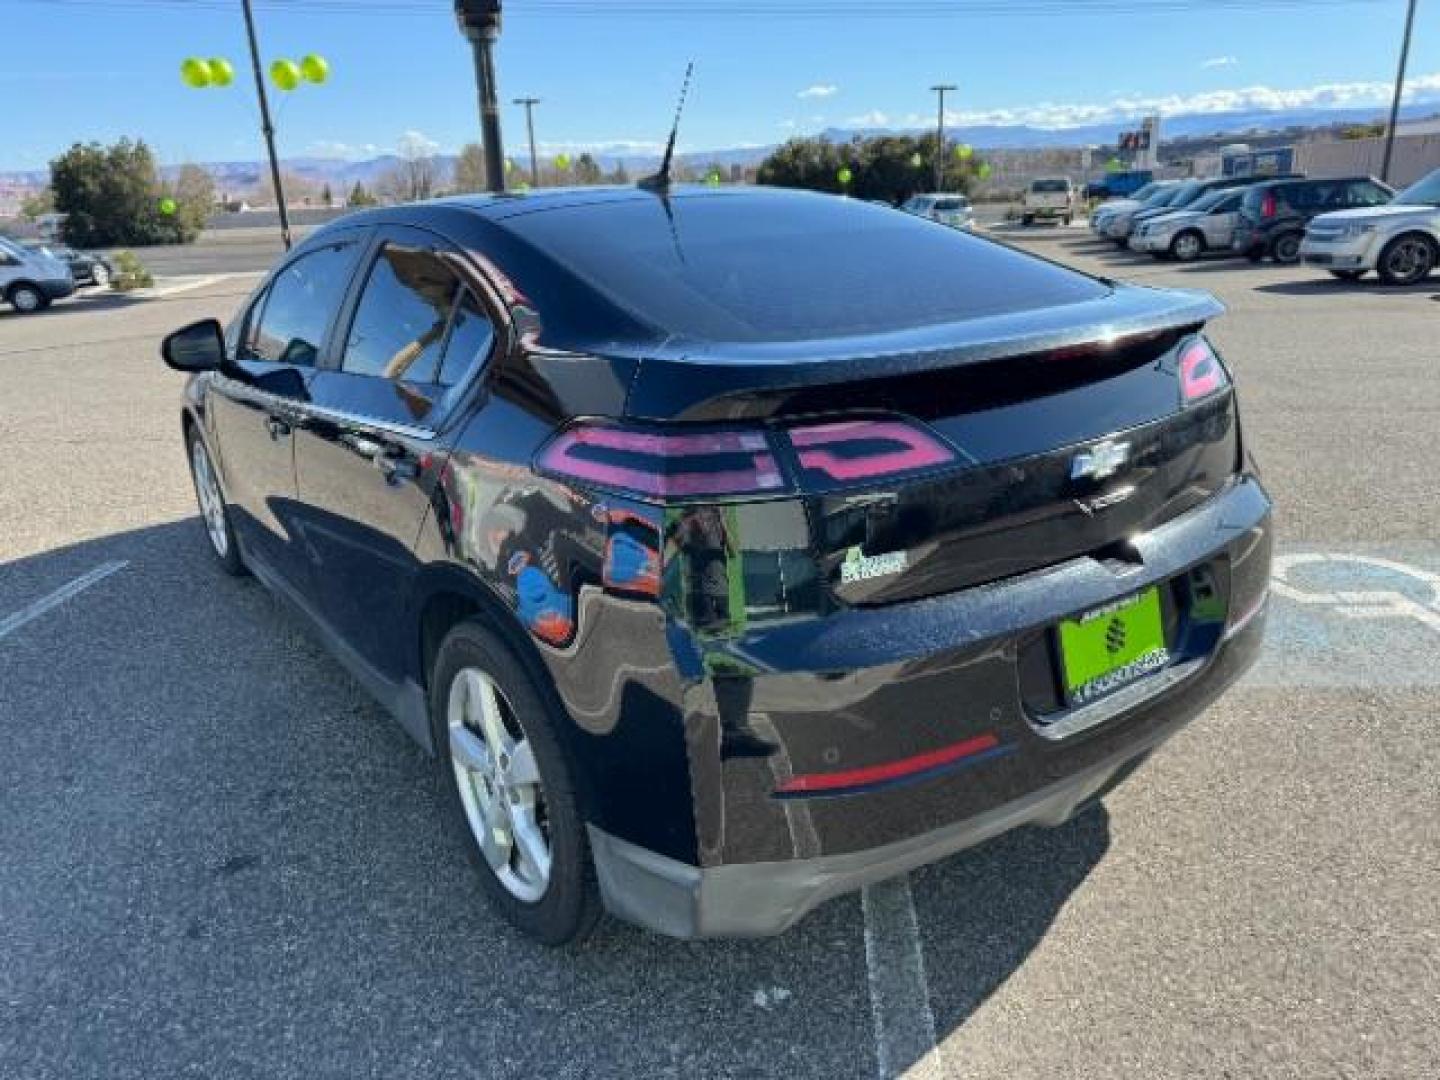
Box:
[455,0,506,193]
[1380,0,1419,184]
[930,84,956,192]
[514,96,541,186]
[240,0,291,249]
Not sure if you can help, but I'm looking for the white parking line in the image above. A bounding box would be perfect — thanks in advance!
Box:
[0,561,128,642]
[146,275,230,298]
[862,877,945,1079]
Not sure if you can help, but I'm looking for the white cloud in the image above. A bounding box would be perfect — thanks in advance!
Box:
[1202,56,1239,69]
[778,119,797,130]
[535,138,666,155]
[931,71,1440,130]
[847,110,891,127]
[397,129,441,158]
[798,84,839,100]
[309,139,381,161]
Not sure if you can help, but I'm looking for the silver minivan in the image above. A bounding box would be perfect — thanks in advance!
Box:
[0,236,75,313]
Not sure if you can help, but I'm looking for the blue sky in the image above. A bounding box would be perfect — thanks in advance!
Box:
[4,0,1438,171]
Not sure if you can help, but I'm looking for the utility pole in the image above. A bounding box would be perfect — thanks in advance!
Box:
[455,0,506,193]
[1380,0,1419,184]
[240,0,291,249]
[514,97,541,186]
[931,84,956,192]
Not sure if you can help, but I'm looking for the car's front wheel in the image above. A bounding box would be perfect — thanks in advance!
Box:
[1376,233,1437,286]
[432,620,601,946]
[1169,230,1205,262]
[186,427,245,575]
[90,263,111,288]
[7,283,47,313]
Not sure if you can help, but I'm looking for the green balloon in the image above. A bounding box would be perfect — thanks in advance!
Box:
[180,57,212,89]
[159,197,178,216]
[300,53,329,84]
[837,166,853,186]
[505,158,517,172]
[270,59,301,92]
[910,152,924,168]
[977,162,992,180]
[208,58,234,87]
[1106,157,1124,173]
[707,172,722,187]
[554,153,571,171]
[955,143,973,161]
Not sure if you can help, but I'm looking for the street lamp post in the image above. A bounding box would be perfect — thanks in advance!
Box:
[240,0,292,249]
[1380,0,1419,185]
[514,96,541,187]
[455,0,506,193]
[931,84,956,192]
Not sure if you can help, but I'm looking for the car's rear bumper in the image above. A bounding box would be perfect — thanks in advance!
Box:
[585,476,1273,937]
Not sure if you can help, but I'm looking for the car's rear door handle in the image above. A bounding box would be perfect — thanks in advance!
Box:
[266,416,291,440]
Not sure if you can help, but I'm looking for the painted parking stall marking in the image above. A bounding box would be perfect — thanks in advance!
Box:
[0,561,128,642]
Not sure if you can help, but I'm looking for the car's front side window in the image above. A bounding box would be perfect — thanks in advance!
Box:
[245,242,359,367]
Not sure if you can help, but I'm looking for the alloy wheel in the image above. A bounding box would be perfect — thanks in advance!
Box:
[447,667,552,903]
[190,438,230,558]
[91,263,111,288]
[1383,237,1434,285]
[11,286,41,313]
[1172,233,1202,262]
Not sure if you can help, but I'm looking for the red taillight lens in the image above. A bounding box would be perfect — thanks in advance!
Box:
[788,419,957,488]
[537,424,787,499]
[537,417,959,501]
[1179,338,1229,403]
[1260,192,1277,219]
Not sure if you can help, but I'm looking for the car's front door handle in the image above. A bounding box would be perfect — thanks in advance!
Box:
[266,416,291,441]
[373,452,417,485]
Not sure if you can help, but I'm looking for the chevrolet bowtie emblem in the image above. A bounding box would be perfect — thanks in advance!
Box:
[1070,439,1131,483]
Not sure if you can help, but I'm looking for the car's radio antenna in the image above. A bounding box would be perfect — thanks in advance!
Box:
[639,61,694,192]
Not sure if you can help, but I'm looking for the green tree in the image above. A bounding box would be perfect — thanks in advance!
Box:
[758,134,983,203]
[609,161,631,185]
[347,181,377,208]
[164,163,215,242]
[453,142,488,193]
[51,139,171,247]
[573,152,603,185]
[19,187,55,221]
[321,182,334,206]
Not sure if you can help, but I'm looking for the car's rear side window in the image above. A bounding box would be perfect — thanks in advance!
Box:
[245,242,359,366]
[506,193,1108,344]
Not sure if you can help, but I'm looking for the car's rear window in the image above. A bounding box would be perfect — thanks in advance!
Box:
[504,192,1108,344]
[1030,179,1069,193]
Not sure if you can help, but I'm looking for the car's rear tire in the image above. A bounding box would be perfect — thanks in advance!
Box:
[1169,230,1205,262]
[7,283,47,313]
[1244,246,1265,263]
[1376,233,1437,286]
[1021,214,1034,227]
[1270,232,1303,264]
[1328,269,1366,281]
[431,619,601,947]
[186,427,246,576]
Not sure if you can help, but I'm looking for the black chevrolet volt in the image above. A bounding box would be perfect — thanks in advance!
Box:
[162,186,1271,944]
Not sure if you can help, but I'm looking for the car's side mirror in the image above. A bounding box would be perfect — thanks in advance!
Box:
[162,319,226,372]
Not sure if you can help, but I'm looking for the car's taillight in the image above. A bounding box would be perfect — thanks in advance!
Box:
[537,417,959,501]
[787,418,957,489]
[1260,192,1277,219]
[1179,337,1229,403]
[537,424,788,499]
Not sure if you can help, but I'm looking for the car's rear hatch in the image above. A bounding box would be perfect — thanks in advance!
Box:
[622,286,1235,609]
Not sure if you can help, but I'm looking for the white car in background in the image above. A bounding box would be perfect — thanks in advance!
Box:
[1301,167,1440,285]
[899,193,975,230]
[1021,176,1077,226]
[1129,188,1246,261]
[0,235,75,313]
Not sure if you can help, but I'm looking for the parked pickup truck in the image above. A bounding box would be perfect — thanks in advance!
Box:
[1022,177,1077,226]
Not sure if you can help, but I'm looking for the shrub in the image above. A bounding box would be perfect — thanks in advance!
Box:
[109,250,154,291]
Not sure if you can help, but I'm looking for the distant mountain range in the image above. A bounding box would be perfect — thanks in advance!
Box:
[2,103,1434,191]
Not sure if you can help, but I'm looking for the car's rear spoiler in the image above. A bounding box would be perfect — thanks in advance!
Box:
[621,284,1225,422]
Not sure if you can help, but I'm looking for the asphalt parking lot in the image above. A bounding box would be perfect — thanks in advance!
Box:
[2,233,1438,1079]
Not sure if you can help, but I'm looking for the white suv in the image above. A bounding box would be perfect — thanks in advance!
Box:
[1301,168,1440,285]
[1022,177,1077,226]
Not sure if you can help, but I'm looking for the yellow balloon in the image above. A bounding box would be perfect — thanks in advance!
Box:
[208,58,234,87]
[955,143,974,160]
[180,57,212,89]
[554,153,571,171]
[300,53,329,84]
[270,59,301,92]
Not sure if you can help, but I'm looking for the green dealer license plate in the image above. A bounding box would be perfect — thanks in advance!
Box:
[1057,587,1170,706]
